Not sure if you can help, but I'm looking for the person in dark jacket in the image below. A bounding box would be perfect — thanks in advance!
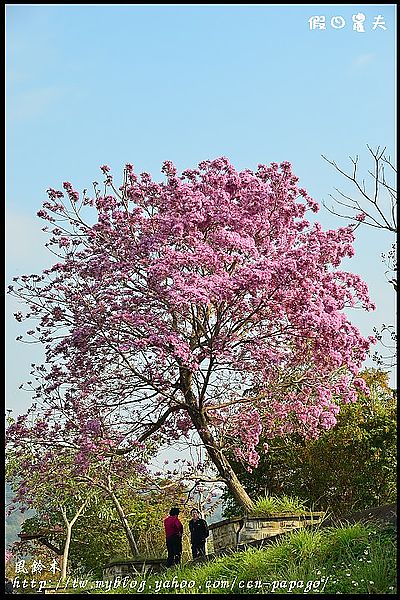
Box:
[188,508,209,559]
[5,578,14,594]
[164,507,183,567]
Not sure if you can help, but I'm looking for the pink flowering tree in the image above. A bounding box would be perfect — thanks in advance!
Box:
[9,157,376,511]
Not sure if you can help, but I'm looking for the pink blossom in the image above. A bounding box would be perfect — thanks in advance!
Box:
[353,377,370,396]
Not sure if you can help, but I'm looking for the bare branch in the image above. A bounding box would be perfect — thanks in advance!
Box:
[321,145,397,233]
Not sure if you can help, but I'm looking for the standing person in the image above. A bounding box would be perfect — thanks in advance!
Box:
[164,507,183,567]
[189,508,209,559]
[5,578,14,594]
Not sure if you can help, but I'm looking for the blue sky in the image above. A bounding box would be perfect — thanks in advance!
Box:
[6,4,396,415]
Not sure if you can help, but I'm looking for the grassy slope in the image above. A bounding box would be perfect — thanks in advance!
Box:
[88,521,396,595]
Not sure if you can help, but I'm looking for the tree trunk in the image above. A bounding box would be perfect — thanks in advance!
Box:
[61,525,72,581]
[188,406,255,512]
[60,502,87,581]
[108,488,139,556]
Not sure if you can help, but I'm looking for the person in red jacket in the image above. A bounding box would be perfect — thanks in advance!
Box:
[164,507,184,567]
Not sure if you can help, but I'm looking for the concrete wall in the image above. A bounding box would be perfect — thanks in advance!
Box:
[209,513,325,554]
[103,558,167,578]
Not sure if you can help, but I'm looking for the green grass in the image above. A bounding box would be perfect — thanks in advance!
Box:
[86,522,396,595]
[249,494,310,516]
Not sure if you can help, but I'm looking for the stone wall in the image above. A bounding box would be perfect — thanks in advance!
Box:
[209,517,243,553]
[209,512,325,554]
[103,558,167,578]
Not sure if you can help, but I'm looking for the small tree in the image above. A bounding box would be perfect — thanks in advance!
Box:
[6,452,93,581]
[14,486,182,577]
[9,157,377,511]
[6,407,160,559]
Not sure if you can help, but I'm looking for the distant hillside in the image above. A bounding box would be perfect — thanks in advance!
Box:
[207,501,224,525]
[5,484,34,548]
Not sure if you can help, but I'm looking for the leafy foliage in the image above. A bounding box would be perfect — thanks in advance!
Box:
[223,369,397,516]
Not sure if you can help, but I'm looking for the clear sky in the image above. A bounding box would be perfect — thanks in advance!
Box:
[6,4,396,416]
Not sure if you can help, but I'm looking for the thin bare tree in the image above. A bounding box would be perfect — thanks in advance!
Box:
[322,144,396,234]
[322,145,397,370]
